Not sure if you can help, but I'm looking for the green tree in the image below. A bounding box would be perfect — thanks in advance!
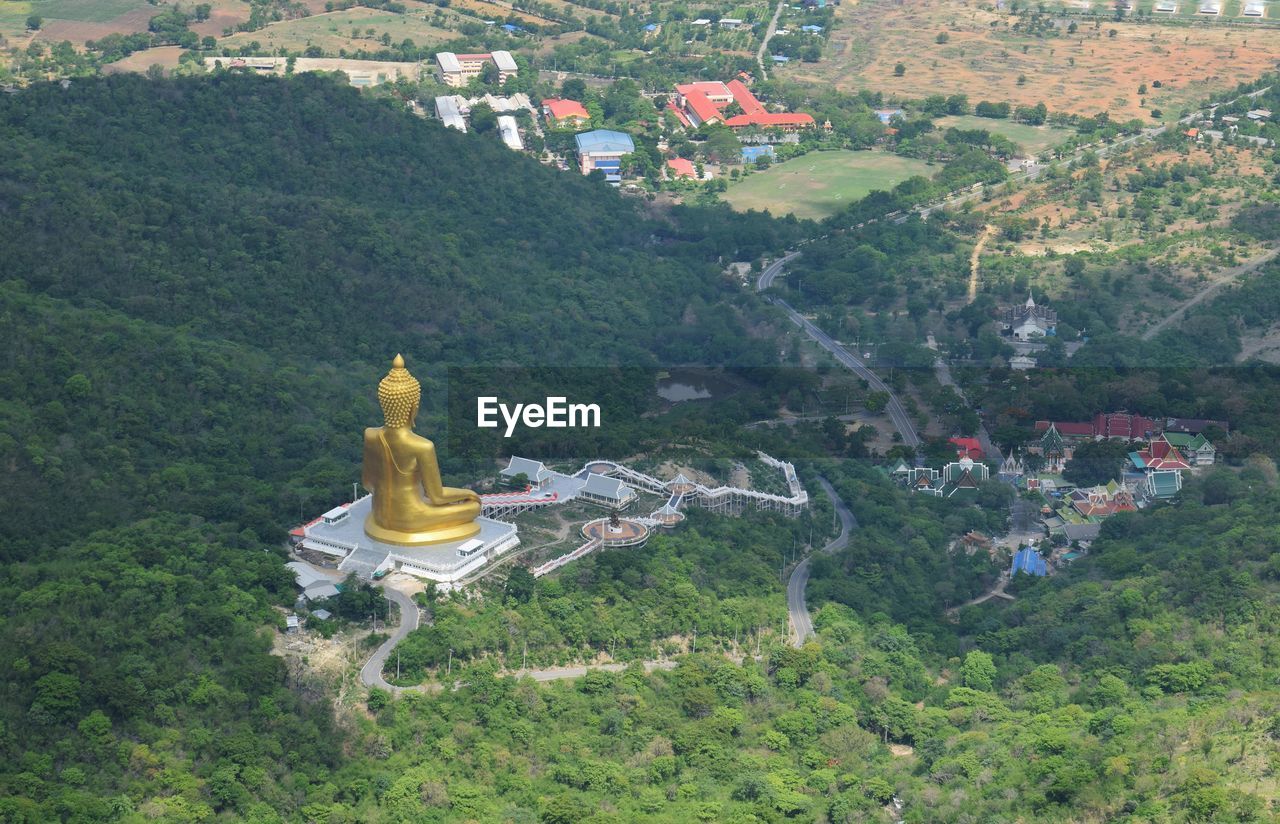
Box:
[961,650,997,691]
[470,102,497,133]
[1063,439,1130,486]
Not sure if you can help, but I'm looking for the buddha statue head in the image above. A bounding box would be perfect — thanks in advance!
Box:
[377,354,420,428]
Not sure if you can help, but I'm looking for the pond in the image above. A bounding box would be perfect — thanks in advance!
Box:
[655,369,736,403]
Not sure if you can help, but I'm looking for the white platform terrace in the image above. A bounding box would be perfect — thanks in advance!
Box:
[299,496,518,586]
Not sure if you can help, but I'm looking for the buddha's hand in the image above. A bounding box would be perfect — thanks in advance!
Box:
[445,488,481,505]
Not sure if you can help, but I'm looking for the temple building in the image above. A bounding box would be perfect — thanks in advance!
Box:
[1029,423,1071,473]
[897,456,990,498]
[578,473,637,509]
[1001,291,1057,341]
[1161,432,1216,465]
[500,456,554,487]
[1067,481,1137,519]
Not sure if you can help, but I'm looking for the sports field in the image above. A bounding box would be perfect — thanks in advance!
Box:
[722,151,935,220]
[933,115,1073,156]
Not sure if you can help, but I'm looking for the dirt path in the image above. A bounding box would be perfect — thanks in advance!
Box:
[968,225,996,304]
[1141,244,1280,341]
[946,572,1014,616]
[756,0,786,77]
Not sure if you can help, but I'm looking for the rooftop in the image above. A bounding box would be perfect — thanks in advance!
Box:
[667,157,697,178]
[491,50,518,72]
[575,129,635,154]
[543,97,590,121]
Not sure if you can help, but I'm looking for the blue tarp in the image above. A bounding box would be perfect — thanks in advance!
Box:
[1012,547,1047,576]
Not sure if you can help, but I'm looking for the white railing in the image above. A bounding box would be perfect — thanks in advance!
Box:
[301,536,361,556]
[533,538,601,577]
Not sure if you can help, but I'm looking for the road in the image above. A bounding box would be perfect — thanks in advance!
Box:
[789,477,856,647]
[934,358,1003,465]
[359,587,420,692]
[756,0,787,78]
[759,255,920,447]
[1140,244,1280,340]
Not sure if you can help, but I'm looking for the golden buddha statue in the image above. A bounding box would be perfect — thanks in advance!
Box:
[362,354,481,546]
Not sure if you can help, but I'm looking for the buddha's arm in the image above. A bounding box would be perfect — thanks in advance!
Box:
[361,430,380,492]
[416,440,478,505]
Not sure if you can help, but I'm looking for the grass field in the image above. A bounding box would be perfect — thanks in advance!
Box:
[934,114,1074,156]
[722,151,936,220]
[31,0,142,22]
[789,0,1280,122]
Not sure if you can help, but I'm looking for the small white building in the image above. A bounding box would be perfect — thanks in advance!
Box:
[1010,354,1037,371]
[435,95,467,132]
[497,115,524,151]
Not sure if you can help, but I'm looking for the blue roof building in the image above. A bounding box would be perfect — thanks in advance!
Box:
[801,24,824,32]
[772,55,790,63]
[1012,546,1047,577]
[574,130,635,183]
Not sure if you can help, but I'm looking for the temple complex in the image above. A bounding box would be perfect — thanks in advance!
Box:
[297,355,519,586]
[292,356,809,587]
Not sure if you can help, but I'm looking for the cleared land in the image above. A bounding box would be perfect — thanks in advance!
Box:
[722,150,936,220]
[1,0,153,43]
[934,114,1074,156]
[219,6,456,53]
[788,0,1280,122]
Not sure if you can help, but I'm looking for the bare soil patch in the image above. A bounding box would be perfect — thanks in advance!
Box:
[787,0,1280,121]
[37,5,153,44]
[102,44,183,73]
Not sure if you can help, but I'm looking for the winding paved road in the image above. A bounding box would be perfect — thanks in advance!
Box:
[359,587,419,692]
[789,477,856,647]
[758,255,921,447]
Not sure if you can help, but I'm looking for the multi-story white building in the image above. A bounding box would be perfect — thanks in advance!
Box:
[435,50,518,87]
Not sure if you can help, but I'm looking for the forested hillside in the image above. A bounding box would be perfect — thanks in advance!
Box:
[0,73,803,549]
[0,75,806,821]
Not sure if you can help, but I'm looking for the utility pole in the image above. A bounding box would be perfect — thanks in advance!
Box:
[396,650,400,680]
[692,625,697,655]
[447,648,452,676]
[523,641,528,672]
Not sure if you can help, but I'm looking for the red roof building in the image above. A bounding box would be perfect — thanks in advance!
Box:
[542,97,591,125]
[949,437,984,460]
[1033,412,1160,440]
[726,79,767,116]
[672,78,815,133]
[667,157,697,179]
[666,102,692,128]
[682,90,723,126]
[1130,436,1192,471]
